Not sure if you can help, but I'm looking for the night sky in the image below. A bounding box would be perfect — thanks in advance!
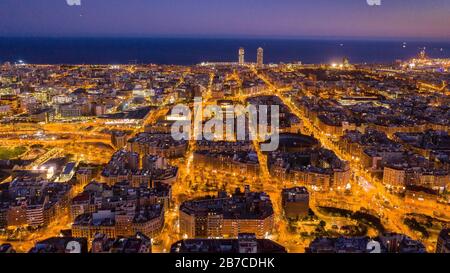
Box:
[1,0,449,40]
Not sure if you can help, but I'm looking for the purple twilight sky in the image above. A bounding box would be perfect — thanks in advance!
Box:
[0,0,449,40]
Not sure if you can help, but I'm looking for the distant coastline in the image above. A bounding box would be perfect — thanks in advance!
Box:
[1,37,449,65]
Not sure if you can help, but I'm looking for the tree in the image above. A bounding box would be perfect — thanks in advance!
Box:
[319,220,326,228]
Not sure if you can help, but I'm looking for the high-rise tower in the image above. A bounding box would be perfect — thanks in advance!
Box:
[257,47,264,68]
[238,47,245,65]
[419,48,427,59]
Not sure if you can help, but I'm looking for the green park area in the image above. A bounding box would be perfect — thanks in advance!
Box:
[0,146,27,160]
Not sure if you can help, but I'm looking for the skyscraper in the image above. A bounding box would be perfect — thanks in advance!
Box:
[257,47,264,68]
[239,47,245,65]
[343,57,350,69]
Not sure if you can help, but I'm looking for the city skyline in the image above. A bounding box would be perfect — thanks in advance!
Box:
[0,47,449,255]
[1,0,450,264]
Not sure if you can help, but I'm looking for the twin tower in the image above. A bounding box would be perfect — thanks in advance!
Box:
[239,47,264,67]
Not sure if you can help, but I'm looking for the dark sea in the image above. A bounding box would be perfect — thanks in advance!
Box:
[1,37,450,65]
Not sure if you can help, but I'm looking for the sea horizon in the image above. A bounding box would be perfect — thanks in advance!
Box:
[1,37,450,65]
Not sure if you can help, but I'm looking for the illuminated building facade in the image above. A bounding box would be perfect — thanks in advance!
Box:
[238,47,245,65]
[257,47,264,68]
[179,186,274,238]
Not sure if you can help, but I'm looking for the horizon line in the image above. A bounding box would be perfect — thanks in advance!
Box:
[2,34,450,43]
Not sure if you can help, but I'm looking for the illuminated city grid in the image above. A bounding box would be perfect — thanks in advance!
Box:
[0,49,449,253]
